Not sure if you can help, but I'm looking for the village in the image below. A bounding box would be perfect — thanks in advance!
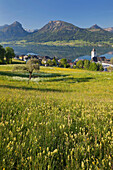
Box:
[15,48,113,71]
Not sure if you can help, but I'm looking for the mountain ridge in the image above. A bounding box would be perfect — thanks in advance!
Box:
[90,24,102,30]
[0,20,113,43]
[0,21,28,41]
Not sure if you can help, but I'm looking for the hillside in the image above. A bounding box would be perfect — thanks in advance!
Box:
[0,20,113,44]
[0,21,29,41]
[88,24,104,32]
[25,20,88,42]
[0,24,9,30]
[0,65,113,169]
[24,21,113,43]
[104,27,113,33]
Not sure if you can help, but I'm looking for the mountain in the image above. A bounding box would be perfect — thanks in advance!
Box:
[0,24,9,30]
[88,24,105,32]
[0,21,28,41]
[39,20,80,32]
[25,20,89,42]
[90,24,102,30]
[0,20,113,44]
[104,27,113,33]
[25,21,113,43]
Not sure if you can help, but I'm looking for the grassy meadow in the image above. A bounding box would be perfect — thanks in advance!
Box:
[0,64,113,169]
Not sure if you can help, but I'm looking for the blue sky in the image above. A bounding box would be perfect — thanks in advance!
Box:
[0,0,113,29]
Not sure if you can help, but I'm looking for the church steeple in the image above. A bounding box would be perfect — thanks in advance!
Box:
[91,48,97,59]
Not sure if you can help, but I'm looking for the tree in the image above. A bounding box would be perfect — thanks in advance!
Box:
[52,57,57,66]
[59,58,67,68]
[89,62,98,71]
[0,45,5,64]
[47,59,54,66]
[97,63,104,71]
[76,60,84,69]
[5,47,15,64]
[110,57,113,65]
[84,60,90,70]
[13,58,40,83]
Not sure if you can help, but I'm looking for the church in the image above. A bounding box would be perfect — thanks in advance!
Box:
[91,48,98,62]
[91,48,106,62]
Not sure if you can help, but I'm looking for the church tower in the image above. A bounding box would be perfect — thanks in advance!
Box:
[91,48,97,59]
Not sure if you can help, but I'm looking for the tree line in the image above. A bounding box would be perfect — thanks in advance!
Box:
[75,60,104,71]
[42,57,104,71]
[0,45,15,64]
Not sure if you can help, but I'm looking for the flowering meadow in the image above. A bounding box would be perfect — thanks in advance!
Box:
[0,65,113,169]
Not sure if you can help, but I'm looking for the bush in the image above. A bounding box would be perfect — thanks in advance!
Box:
[97,63,104,71]
[84,60,90,70]
[76,60,84,69]
[89,62,98,71]
[73,65,76,69]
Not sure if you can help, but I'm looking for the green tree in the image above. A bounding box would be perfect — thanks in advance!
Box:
[41,59,47,66]
[59,58,67,68]
[84,60,90,70]
[52,57,57,66]
[5,47,15,64]
[0,45,5,64]
[97,63,104,71]
[89,62,98,71]
[13,58,40,83]
[76,60,84,69]
[47,59,54,66]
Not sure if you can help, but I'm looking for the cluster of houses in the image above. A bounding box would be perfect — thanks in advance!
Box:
[15,49,113,70]
[15,53,73,67]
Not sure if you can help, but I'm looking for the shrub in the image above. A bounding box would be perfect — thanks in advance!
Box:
[84,60,90,70]
[76,60,84,69]
[97,63,104,71]
[89,62,98,71]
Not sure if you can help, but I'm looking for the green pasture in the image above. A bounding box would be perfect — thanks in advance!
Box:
[0,65,113,169]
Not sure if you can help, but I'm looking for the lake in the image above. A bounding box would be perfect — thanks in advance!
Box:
[3,44,113,60]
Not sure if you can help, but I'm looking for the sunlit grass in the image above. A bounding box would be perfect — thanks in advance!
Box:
[0,65,113,169]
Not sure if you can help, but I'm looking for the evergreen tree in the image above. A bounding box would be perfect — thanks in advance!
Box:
[76,60,84,69]
[84,60,90,70]
[59,58,67,68]
[5,47,15,64]
[89,62,98,71]
[0,45,5,64]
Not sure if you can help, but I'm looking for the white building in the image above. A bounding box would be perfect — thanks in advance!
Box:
[91,48,97,59]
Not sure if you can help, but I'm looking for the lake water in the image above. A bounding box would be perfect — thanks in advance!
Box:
[77,52,113,61]
[3,44,113,60]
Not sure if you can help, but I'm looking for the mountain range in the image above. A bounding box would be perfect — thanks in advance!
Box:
[0,20,113,43]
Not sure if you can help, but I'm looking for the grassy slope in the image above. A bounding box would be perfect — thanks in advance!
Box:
[0,65,113,169]
[1,39,113,47]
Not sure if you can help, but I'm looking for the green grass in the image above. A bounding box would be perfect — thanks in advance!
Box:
[12,59,26,64]
[0,65,113,169]
[1,39,113,47]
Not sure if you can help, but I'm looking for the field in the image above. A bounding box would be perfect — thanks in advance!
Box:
[0,65,113,169]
